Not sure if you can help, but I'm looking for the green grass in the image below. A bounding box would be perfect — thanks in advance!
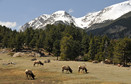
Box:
[0,53,130,84]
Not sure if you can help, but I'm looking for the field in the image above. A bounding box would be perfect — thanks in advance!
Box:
[0,53,131,84]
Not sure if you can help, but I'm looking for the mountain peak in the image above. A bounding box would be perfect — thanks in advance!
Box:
[53,10,67,15]
[20,1,131,31]
[52,10,70,17]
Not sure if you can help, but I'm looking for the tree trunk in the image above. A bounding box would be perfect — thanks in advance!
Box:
[57,55,59,60]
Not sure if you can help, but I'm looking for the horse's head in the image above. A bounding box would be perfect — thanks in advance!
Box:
[39,61,44,65]
[70,69,73,73]
[68,67,73,73]
[85,68,87,73]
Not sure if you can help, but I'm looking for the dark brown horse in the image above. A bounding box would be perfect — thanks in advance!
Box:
[44,59,50,63]
[25,69,35,80]
[47,59,50,63]
[62,65,72,73]
[33,60,44,66]
[78,66,87,73]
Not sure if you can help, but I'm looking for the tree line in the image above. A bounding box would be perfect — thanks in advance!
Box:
[0,24,131,66]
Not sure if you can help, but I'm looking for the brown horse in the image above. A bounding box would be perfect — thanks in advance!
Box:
[78,66,87,73]
[44,59,50,63]
[33,60,44,66]
[62,65,73,73]
[25,69,35,80]
[92,60,98,63]
[104,59,112,64]
[47,59,50,63]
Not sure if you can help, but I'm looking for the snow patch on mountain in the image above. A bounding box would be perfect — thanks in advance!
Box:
[129,0,131,5]
[51,11,75,23]
[20,0,131,31]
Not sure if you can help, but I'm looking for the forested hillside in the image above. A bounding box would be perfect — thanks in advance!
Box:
[0,24,131,66]
[87,12,131,39]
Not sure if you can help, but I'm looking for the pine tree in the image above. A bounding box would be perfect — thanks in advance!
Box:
[14,33,23,51]
[53,40,60,60]
[88,38,96,61]
[60,35,80,60]
[114,38,131,66]
[81,35,89,55]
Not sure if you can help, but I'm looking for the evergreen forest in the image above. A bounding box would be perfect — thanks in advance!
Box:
[0,24,131,66]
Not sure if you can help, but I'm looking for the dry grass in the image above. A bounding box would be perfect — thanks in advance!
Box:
[0,53,131,84]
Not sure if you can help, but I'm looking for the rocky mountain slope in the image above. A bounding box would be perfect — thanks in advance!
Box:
[87,11,131,39]
[20,1,131,31]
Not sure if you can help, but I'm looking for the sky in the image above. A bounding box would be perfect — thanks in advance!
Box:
[0,0,128,30]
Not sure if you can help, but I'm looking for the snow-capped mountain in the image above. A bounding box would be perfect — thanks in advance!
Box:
[21,11,76,31]
[20,0,131,31]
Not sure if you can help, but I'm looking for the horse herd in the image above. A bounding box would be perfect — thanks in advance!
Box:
[25,60,88,80]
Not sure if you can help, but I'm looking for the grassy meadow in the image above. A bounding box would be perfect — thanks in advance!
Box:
[0,52,131,84]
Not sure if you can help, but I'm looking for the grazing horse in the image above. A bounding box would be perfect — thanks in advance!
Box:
[47,59,50,63]
[104,59,112,64]
[25,69,35,80]
[62,65,72,73]
[33,60,44,66]
[78,66,87,73]
[44,59,50,63]
[92,60,98,63]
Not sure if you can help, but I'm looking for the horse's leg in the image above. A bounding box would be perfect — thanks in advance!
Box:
[82,69,84,73]
[66,70,68,73]
[67,70,69,74]
[79,69,81,73]
[78,68,80,73]
[30,75,33,80]
[33,63,35,66]
[29,75,32,80]
[26,74,29,80]
[62,69,64,73]
[81,69,83,73]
